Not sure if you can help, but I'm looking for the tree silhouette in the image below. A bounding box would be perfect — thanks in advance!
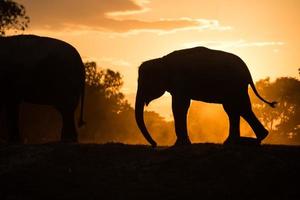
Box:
[84,61,127,112]
[0,0,29,36]
[251,77,300,144]
[81,61,173,144]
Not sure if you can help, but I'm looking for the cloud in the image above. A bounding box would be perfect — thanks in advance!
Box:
[98,18,231,35]
[183,40,285,49]
[105,0,151,17]
[97,57,132,68]
[112,18,231,36]
[18,0,231,33]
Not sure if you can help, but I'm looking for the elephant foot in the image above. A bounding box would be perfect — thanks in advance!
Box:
[61,137,78,143]
[173,138,192,146]
[8,140,22,144]
[8,136,22,144]
[256,129,269,143]
[224,137,260,146]
[61,131,78,143]
[223,136,239,146]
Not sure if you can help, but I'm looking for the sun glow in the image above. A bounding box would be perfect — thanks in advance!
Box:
[13,0,300,144]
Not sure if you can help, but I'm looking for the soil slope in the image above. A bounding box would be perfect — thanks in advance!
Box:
[0,143,299,199]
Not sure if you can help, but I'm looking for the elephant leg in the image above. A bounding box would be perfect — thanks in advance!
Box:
[240,95,268,142]
[58,107,78,143]
[6,103,21,143]
[223,103,240,145]
[172,95,191,146]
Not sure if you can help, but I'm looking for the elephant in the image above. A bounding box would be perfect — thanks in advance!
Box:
[135,47,276,147]
[0,34,85,143]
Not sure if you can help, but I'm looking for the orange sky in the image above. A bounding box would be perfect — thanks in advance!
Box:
[18,0,300,119]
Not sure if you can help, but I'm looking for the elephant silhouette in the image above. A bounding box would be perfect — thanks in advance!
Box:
[135,47,276,147]
[0,35,85,143]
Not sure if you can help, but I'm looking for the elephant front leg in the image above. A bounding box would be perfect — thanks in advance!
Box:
[223,104,241,145]
[172,95,191,146]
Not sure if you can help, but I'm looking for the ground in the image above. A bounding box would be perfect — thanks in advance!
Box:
[0,143,299,200]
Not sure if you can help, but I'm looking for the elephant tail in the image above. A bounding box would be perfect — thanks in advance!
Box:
[78,69,86,127]
[249,80,277,108]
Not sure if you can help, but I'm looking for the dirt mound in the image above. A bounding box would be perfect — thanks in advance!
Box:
[0,143,299,199]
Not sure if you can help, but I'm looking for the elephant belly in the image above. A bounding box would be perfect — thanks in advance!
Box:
[23,89,78,106]
[187,80,246,104]
[25,83,79,105]
[190,89,226,103]
[16,75,81,106]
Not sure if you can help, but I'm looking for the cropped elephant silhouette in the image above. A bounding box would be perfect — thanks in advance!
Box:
[135,47,276,147]
[0,35,85,143]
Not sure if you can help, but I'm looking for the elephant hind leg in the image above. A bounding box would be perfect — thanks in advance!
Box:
[223,103,241,145]
[240,95,268,142]
[172,95,191,146]
[58,107,78,143]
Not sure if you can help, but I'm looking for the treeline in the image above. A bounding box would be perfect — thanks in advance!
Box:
[251,77,300,144]
[0,62,299,145]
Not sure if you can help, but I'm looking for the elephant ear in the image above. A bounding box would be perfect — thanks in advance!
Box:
[154,58,170,91]
[139,58,166,88]
[145,59,166,84]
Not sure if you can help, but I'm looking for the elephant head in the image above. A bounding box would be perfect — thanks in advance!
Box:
[135,59,166,147]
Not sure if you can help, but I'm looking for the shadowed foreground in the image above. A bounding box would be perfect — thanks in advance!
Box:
[0,143,299,199]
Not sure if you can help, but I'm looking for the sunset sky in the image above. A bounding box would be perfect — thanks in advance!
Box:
[18,0,300,119]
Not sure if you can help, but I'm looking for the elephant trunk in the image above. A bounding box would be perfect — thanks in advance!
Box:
[135,89,157,147]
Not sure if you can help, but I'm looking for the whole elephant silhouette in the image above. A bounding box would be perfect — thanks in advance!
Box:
[135,47,276,147]
[0,35,85,143]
